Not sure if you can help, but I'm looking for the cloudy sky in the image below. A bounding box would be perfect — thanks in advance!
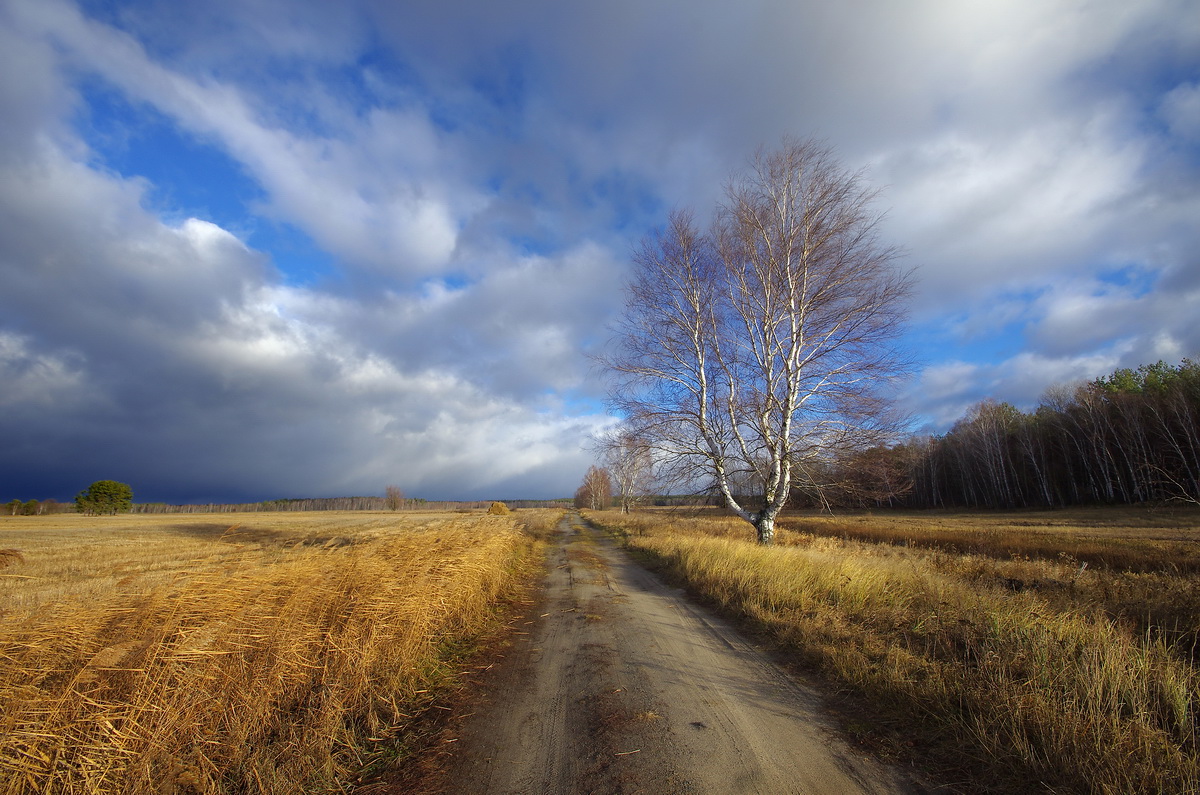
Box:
[1,0,1197,503]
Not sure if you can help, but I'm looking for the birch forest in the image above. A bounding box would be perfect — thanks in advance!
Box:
[829,358,1200,509]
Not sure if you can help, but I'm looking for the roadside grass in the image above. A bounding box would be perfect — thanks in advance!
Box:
[0,509,558,794]
[588,507,1200,795]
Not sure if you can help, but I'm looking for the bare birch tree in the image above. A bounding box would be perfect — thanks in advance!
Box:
[596,425,656,513]
[385,485,405,511]
[574,465,613,510]
[604,138,912,544]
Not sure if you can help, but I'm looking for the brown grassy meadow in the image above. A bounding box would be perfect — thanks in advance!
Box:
[0,509,558,794]
[589,506,1200,795]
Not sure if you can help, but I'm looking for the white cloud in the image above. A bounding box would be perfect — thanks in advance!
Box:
[8,0,471,279]
[910,264,1200,430]
[908,360,984,428]
[906,349,1125,431]
[0,332,89,410]
[0,68,608,500]
[876,112,1148,311]
[1161,82,1200,141]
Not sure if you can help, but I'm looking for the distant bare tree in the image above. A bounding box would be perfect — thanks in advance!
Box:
[604,138,912,544]
[574,465,613,511]
[596,425,656,513]
[819,444,914,509]
[385,485,405,511]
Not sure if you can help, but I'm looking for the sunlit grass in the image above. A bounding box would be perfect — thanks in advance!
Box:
[0,509,558,794]
[590,508,1200,794]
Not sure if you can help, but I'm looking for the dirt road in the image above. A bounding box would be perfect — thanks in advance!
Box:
[440,513,919,794]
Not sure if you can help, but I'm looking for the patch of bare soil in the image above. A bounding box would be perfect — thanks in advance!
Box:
[414,513,922,794]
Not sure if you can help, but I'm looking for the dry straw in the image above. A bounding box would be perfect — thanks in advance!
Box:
[0,510,552,794]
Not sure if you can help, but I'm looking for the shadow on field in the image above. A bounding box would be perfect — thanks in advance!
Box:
[165,522,358,549]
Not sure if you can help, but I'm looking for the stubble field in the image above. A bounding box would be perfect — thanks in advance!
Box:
[7,505,1199,794]
[0,509,557,794]
[589,506,1200,794]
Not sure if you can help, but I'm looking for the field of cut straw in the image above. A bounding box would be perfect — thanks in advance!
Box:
[0,509,557,794]
[589,507,1200,795]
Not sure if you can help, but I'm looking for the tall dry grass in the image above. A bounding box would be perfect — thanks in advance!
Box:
[0,510,553,794]
[591,509,1200,794]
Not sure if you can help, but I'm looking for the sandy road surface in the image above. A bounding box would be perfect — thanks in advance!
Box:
[440,513,919,794]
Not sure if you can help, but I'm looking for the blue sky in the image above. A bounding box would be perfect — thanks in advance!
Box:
[1,0,1198,503]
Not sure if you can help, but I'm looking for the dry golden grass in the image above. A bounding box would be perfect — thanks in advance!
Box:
[782,506,1200,573]
[0,509,557,794]
[589,508,1200,795]
[0,549,24,570]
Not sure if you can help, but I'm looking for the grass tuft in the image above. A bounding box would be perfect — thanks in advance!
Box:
[0,549,23,570]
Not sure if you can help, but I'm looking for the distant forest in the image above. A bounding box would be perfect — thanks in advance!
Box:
[4,495,572,516]
[826,358,1200,509]
[132,497,572,514]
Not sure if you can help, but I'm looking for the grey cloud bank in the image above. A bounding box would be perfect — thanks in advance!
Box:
[1,0,1197,502]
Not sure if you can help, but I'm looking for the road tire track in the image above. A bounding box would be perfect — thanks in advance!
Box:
[439,512,921,794]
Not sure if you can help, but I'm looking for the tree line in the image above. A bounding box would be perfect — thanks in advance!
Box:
[134,495,401,513]
[823,358,1200,510]
[132,497,571,514]
[5,498,67,515]
[5,480,132,515]
[7,481,570,516]
[135,496,444,513]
